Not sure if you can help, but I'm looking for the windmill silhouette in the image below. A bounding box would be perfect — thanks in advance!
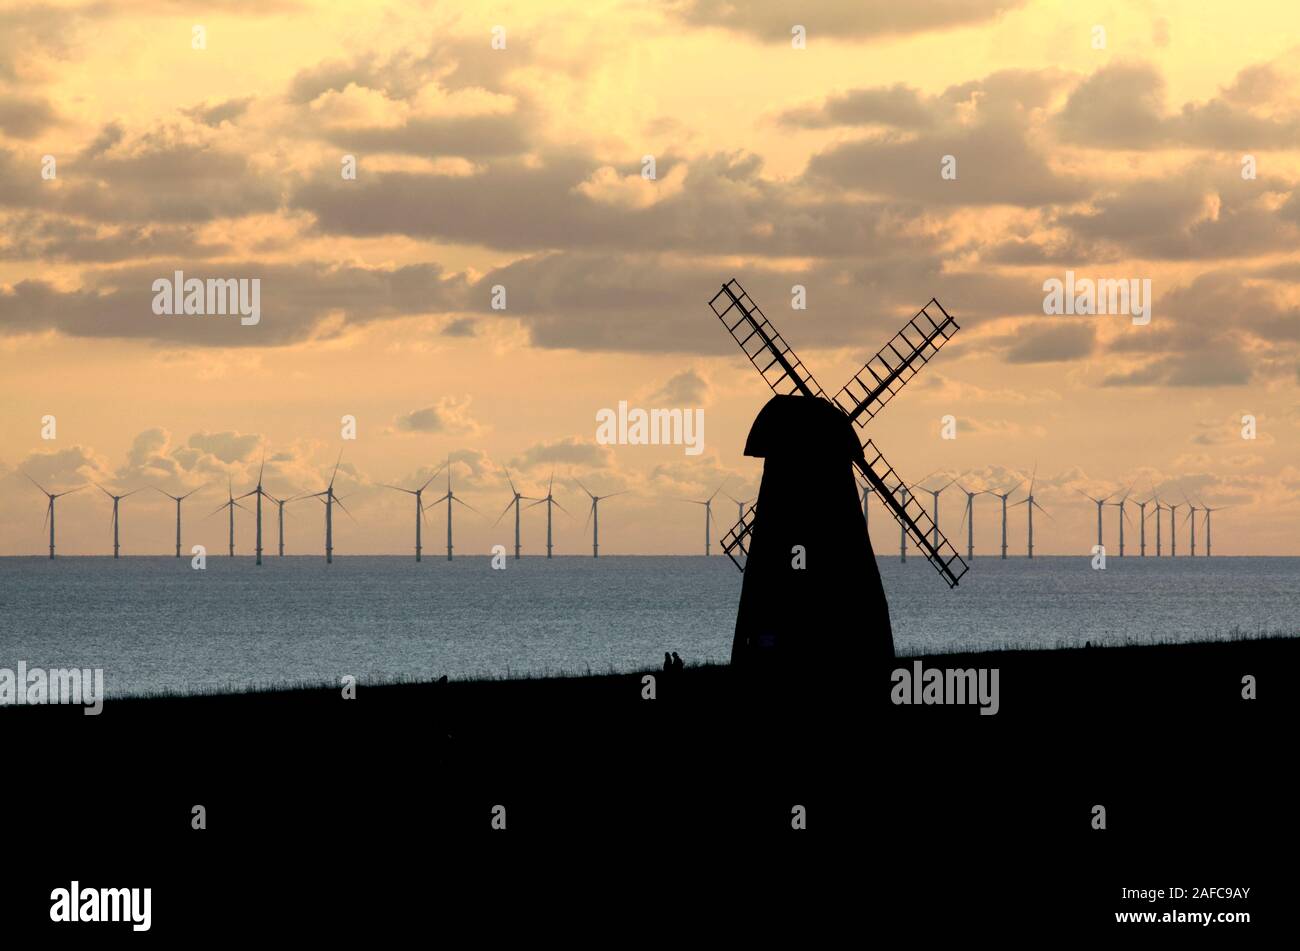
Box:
[154,484,208,557]
[24,474,84,559]
[208,477,248,556]
[1106,482,1136,557]
[991,480,1022,560]
[527,473,568,558]
[237,454,273,566]
[431,456,480,561]
[1201,501,1228,556]
[1076,488,1112,551]
[1011,466,1050,558]
[95,483,145,559]
[576,480,627,557]
[382,464,445,562]
[494,469,538,560]
[707,279,967,667]
[298,452,351,563]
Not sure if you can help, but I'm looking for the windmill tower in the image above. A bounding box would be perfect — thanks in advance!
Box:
[24,474,84,559]
[990,481,1021,560]
[431,457,480,561]
[1201,503,1226,556]
[298,452,350,563]
[953,481,987,560]
[1153,494,1165,557]
[237,455,274,566]
[707,279,967,665]
[1168,501,1181,556]
[577,480,627,557]
[895,484,909,562]
[1133,495,1153,557]
[1106,483,1135,557]
[680,484,724,556]
[725,492,754,526]
[95,483,144,558]
[209,478,248,556]
[494,469,538,559]
[154,485,206,557]
[527,473,567,558]
[909,476,958,549]
[1012,467,1050,558]
[382,466,443,561]
[1077,489,1111,552]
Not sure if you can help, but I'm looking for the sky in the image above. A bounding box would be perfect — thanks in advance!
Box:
[1,0,1298,557]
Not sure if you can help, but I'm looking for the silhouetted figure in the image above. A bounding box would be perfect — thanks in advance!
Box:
[671,651,684,671]
[437,675,448,684]
[1084,641,1091,649]
[664,652,673,672]
[732,395,894,672]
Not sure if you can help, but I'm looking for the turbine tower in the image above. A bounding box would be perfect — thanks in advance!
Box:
[494,469,538,560]
[953,481,988,560]
[95,483,145,559]
[528,473,568,558]
[896,483,909,562]
[237,455,273,566]
[1168,501,1181,557]
[1201,502,1227,557]
[1106,483,1135,557]
[1012,466,1050,558]
[1076,488,1112,551]
[908,475,959,548]
[1133,495,1153,557]
[431,457,480,561]
[680,484,724,556]
[577,480,628,557]
[299,452,349,563]
[990,480,1022,560]
[1153,494,1165,557]
[154,484,207,557]
[382,465,444,561]
[24,474,84,559]
[266,493,294,557]
[725,492,754,526]
[209,478,248,556]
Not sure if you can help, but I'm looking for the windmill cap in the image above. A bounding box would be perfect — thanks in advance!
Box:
[743,394,865,463]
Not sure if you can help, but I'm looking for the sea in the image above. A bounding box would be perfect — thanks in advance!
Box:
[1,555,1297,697]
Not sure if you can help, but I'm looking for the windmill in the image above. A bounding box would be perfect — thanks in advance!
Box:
[1076,488,1112,552]
[725,492,754,526]
[494,469,538,560]
[95,483,145,558]
[1182,491,1199,557]
[382,465,445,562]
[1011,466,1050,558]
[24,474,84,559]
[298,452,350,563]
[1133,494,1153,557]
[577,480,628,557]
[680,484,725,556]
[1201,502,1227,557]
[527,472,568,559]
[1153,494,1166,557]
[953,481,988,560]
[1168,500,1181,557]
[431,456,480,561]
[990,480,1022,560]
[908,475,958,549]
[153,484,207,557]
[1106,483,1136,557]
[708,278,967,583]
[208,477,248,556]
[237,455,273,566]
[266,492,294,557]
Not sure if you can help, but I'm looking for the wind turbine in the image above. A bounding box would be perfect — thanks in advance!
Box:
[679,484,724,556]
[430,457,480,561]
[494,470,538,560]
[1133,494,1154,557]
[908,475,959,548]
[95,483,146,558]
[24,474,84,559]
[528,472,569,559]
[1153,493,1166,557]
[209,477,249,556]
[1106,483,1136,557]
[577,480,628,557]
[153,484,207,557]
[1076,488,1112,552]
[725,492,754,526]
[382,465,445,561]
[1168,500,1181,557]
[266,492,294,556]
[952,481,988,560]
[1201,502,1228,557]
[990,480,1022,560]
[299,452,349,563]
[1012,466,1050,558]
[1182,491,1199,557]
[237,455,273,566]
[896,483,909,562]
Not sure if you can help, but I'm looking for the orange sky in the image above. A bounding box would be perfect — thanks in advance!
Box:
[1,0,1298,556]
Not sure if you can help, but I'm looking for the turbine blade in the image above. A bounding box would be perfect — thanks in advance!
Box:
[23,472,50,495]
[452,497,483,517]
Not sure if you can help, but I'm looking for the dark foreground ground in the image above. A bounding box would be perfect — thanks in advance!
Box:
[4,636,1295,939]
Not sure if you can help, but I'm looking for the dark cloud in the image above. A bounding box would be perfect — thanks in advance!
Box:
[779,85,937,129]
[0,214,232,263]
[669,0,1027,42]
[0,93,60,137]
[649,368,712,405]
[183,97,254,127]
[321,112,531,158]
[989,322,1097,363]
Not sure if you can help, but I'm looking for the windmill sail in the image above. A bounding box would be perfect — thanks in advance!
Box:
[709,279,825,399]
[831,299,959,426]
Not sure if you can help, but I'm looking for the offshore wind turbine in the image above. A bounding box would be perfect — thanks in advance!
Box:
[725,492,754,526]
[577,480,628,557]
[382,465,444,561]
[1182,491,1199,557]
[896,483,909,562]
[494,469,538,560]
[990,480,1022,560]
[431,457,480,561]
[209,478,249,556]
[266,492,294,557]
[1153,494,1166,557]
[953,481,988,560]
[1168,500,1181,557]
[679,483,724,556]
[1201,502,1227,557]
[237,455,273,566]
[95,483,146,558]
[299,452,349,563]
[1012,466,1050,558]
[908,475,959,548]
[1106,483,1135,557]
[24,474,84,559]
[1133,494,1153,557]
[153,484,207,557]
[528,472,569,559]
[1076,488,1112,551]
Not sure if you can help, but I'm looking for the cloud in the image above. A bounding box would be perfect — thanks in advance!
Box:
[508,437,614,471]
[986,322,1096,363]
[393,396,482,435]
[0,93,60,137]
[669,0,1027,42]
[648,368,712,405]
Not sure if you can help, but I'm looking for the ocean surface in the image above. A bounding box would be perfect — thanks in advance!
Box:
[1,555,1297,697]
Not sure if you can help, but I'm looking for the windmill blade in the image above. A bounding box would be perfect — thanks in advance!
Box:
[180,482,210,501]
[493,498,516,525]
[603,490,630,500]
[152,485,180,501]
[451,496,483,517]
[327,450,344,489]
[552,498,573,518]
[23,471,51,496]
[584,500,594,531]
[205,501,230,518]
[334,497,357,521]
[831,299,960,427]
[1031,499,1056,521]
[708,279,825,398]
[575,479,595,500]
[525,498,547,510]
[54,485,87,499]
[94,481,114,499]
[43,498,52,530]
[232,500,252,513]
